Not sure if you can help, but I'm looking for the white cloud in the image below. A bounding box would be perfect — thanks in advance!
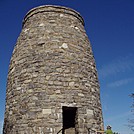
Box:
[0,121,3,134]
[107,78,134,88]
[98,55,134,79]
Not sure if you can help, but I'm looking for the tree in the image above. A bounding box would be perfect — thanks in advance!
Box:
[128,93,134,131]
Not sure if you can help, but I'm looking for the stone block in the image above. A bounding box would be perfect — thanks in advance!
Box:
[42,109,51,115]
[86,109,94,116]
[69,82,75,86]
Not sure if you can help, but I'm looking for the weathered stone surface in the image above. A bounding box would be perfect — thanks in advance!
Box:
[3,5,103,134]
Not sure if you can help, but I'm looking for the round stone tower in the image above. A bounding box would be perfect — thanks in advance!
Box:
[3,5,103,134]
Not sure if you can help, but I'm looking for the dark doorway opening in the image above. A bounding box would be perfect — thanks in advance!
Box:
[62,106,77,134]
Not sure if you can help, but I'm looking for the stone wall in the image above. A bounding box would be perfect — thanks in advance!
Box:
[3,5,104,134]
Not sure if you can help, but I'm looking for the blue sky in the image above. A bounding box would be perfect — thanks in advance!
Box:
[0,0,134,134]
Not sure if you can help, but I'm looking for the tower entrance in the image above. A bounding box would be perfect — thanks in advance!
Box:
[62,106,77,134]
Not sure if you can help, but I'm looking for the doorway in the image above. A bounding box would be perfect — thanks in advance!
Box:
[62,106,77,134]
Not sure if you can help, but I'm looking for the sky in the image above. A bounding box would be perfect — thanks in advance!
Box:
[0,0,134,134]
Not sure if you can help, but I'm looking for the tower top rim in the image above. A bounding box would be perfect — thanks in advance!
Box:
[23,5,85,26]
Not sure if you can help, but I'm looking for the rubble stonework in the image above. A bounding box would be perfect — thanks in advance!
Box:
[3,5,104,134]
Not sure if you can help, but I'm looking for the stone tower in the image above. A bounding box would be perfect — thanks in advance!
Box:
[3,5,103,134]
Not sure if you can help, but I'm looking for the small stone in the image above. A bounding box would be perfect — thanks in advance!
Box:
[85,83,91,87]
[32,96,38,100]
[69,82,75,86]
[56,68,63,72]
[9,111,12,115]
[24,79,31,83]
[23,28,29,32]
[16,87,21,90]
[70,25,74,28]
[59,43,68,49]
[87,109,94,116]
[55,90,61,94]
[46,76,50,80]
[64,69,70,73]
[74,26,79,30]
[54,81,62,86]
[60,14,64,17]
[62,43,68,48]
[39,23,44,26]
[78,93,84,97]
[10,67,15,73]
[48,81,53,85]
